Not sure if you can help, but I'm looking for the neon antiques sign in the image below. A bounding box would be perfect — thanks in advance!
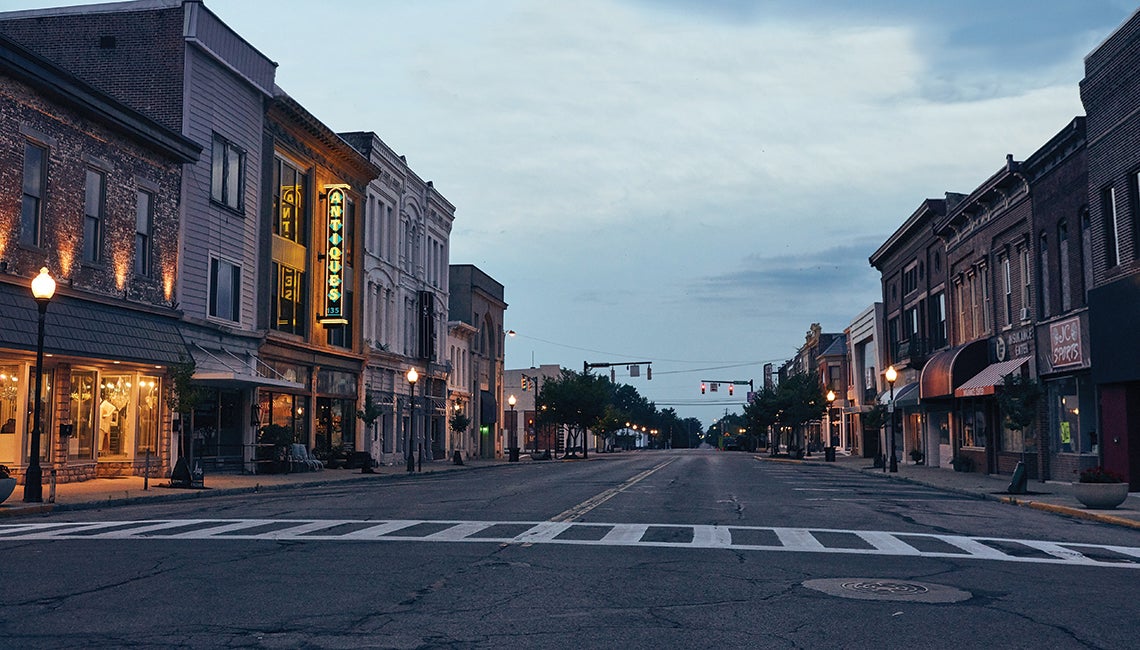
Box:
[320,185,349,326]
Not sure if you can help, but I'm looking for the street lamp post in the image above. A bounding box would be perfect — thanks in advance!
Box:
[886,365,898,473]
[25,267,56,503]
[406,368,418,473]
[508,394,518,462]
[826,389,836,462]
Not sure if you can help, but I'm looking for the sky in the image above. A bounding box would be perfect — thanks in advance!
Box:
[6,0,1138,426]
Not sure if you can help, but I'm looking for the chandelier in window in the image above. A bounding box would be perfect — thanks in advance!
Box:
[101,377,132,410]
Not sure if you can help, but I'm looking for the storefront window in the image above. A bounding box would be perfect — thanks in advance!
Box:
[25,369,52,462]
[1001,423,1024,453]
[0,365,20,465]
[136,376,160,454]
[959,401,988,449]
[70,370,97,460]
[316,397,356,453]
[263,392,309,444]
[100,375,134,457]
[1052,376,1096,454]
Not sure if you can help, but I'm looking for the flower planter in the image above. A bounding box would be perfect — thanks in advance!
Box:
[0,478,16,504]
[1072,481,1129,509]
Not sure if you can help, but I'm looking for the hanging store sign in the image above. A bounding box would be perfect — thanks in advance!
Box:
[1049,316,1083,369]
[320,185,349,325]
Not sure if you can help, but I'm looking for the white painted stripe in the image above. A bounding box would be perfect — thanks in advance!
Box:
[856,531,922,555]
[337,521,423,540]
[775,528,825,551]
[515,522,572,543]
[1106,544,1140,560]
[167,519,282,539]
[601,524,648,544]
[425,522,494,541]
[94,520,218,538]
[938,536,1012,560]
[1018,540,1095,563]
[690,525,732,547]
[4,518,1138,569]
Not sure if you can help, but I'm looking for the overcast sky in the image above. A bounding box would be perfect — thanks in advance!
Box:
[11,0,1139,426]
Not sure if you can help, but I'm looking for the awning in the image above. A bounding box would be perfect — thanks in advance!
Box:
[920,340,989,399]
[878,382,919,407]
[955,357,1029,398]
[191,343,304,390]
[0,281,189,366]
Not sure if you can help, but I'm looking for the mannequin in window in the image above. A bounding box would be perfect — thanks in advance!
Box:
[100,399,115,453]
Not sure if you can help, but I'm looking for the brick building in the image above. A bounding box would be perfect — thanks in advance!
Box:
[449,264,507,459]
[871,197,956,468]
[0,33,198,485]
[1081,8,1140,489]
[928,156,1036,477]
[0,0,289,476]
[1022,117,1098,483]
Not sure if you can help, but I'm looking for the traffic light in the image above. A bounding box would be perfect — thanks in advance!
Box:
[728,384,734,396]
[647,365,652,380]
[700,382,706,394]
[521,376,528,390]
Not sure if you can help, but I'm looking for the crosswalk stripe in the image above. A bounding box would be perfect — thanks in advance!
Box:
[3,518,1137,569]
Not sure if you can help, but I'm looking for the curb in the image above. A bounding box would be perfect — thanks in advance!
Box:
[759,455,1140,531]
[0,460,511,518]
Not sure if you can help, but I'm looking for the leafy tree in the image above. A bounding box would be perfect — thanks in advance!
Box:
[538,370,610,458]
[997,373,1044,449]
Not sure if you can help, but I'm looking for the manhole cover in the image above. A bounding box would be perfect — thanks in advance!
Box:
[803,578,971,603]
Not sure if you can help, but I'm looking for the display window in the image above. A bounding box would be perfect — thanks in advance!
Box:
[0,365,21,465]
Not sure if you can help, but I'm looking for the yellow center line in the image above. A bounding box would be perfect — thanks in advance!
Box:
[550,459,676,523]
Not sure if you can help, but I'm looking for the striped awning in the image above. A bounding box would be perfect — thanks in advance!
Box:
[955,357,1029,398]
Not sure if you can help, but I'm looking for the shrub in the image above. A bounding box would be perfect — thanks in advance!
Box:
[1078,466,1124,484]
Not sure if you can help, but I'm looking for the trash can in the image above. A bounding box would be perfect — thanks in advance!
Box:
[824,447,836,462]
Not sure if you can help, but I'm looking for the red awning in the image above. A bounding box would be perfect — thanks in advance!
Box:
[954,357,1029,397]
[919,340,989,399]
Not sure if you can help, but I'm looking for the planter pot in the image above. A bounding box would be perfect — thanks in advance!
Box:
[0,477,16,504]
[1073,482,1129,509]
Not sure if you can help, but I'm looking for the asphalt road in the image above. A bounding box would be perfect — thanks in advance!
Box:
[1,449,1138,649]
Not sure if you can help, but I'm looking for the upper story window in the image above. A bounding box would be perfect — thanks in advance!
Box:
[209,256,241,323]
[272,262,306,336]
[83,169,105,263]
[1102,186,1120,268]
[902,263,918,295]
[273,158,307,245]
[1020,246,1032,321]
[1058,220,1071,312]
[1001,254,1013,327]
[134,190,153,277]
[20,141,47,248]
[1080,209,1093,302]
[211,133,245,213]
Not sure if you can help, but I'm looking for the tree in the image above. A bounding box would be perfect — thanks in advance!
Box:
[538,370,610,458]
[165,356,203,486]
[997,372,1044,494]
[743,385,780,451]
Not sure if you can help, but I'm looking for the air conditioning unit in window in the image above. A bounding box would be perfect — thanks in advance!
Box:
[1019,307,1032,322]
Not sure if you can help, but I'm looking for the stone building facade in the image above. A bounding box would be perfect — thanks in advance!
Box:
[0,33,198,485]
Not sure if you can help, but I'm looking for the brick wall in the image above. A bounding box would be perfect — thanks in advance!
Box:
[0,70,182,305]
[0,7,185,133]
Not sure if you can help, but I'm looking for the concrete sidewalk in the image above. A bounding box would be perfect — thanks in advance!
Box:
[766,451,1140,531]
[0,455,519,518]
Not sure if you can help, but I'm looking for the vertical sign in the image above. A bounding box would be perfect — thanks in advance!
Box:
[321,185,349,325]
